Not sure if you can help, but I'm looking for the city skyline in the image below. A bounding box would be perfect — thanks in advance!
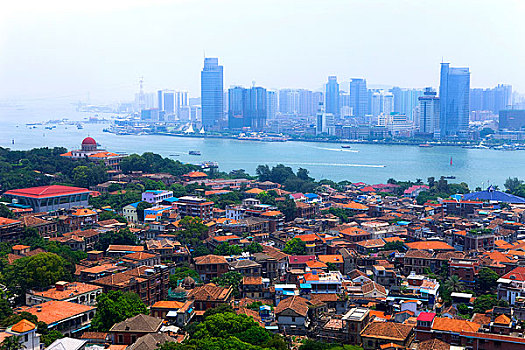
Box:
[1,0,524,105]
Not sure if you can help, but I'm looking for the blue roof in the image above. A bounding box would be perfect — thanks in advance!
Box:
[162,197,179,202]
[304,193,318,199]
[300,283,312,289]
[396,221,411,226]
[463,187,525,203]
[145,190,164,194]
[128,202,140,208]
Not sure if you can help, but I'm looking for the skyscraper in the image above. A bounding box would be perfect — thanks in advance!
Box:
[350,78,368,118]
[439,63,470,138]
[325,76,340,116]
[392,87,425,121]
[228,86,246,129]
[163,91,175,116]
[227,86,267,131]
[266,90,278,120]
[201,57,224,128]
[248,87,267,131]
[418,87,440,137]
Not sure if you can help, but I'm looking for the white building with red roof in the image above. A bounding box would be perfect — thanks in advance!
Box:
[60,137,125,171]
[4,185,91,213]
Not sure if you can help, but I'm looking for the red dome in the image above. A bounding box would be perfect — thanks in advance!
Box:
[82,137,96,145]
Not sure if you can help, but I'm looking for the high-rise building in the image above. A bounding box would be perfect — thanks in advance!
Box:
[325,76,340,116]
[418,87,440,137]
[227,86,267,131]
[266,90,278,120]
[316,102,335,135]
[392,87,425,121]
[248,87,267,131]
[157,90,164,111]
[201,57,224,128]
[439,63,470,138]
[499,110,525,130]
[228,86,246,129]
[350,78,368,118]
[470,84,512,114]
[163,91,175,116]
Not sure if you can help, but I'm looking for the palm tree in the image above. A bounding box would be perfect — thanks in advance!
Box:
[444,275,465,293]
[0,336,25,350]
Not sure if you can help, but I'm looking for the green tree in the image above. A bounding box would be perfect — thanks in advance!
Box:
[136,201,153,222]
[202,303,235,318]
[382,241,406,252]
[245,242,263,254]
[444,275,465,293]
[95,228,138,251]
[91,291,147,331]
[98,210,127,223]
[0,204,14,219]
[5,253,72,298]
[505,177,523,194]
[212,271,243,297]
[214,243,242,256]
[475,268,499,292]
[473,294,503,314]
[0,335,24,350]
[41,330,64,347]
[277,198,296,221]
[283,238,306,255]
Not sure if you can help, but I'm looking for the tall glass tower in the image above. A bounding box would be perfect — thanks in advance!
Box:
[201,57,224,129]
[439,63,470,138]
[350,78,368,118]
[325,76,340,117]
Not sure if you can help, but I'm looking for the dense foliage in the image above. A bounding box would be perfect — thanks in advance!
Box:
[95,228,139,251]
[283,237,307,255]
[160,310,286,350]
[91,291,148,331]
[119,153,200,175]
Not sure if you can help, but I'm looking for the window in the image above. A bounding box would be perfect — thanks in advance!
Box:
[131,335,137,343]
[291,317,296,322]
[118,335,123,344]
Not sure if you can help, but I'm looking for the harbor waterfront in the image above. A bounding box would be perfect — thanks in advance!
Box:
[1,120,523,187]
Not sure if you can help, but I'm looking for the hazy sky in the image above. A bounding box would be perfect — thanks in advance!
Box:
[1,0,524,103]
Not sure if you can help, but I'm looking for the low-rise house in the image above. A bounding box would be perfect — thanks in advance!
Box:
[26,281,102,306]
[17,300,96,337]
[123,202,140,223]
[242,276,264,299]
[415,313,480,345]
[1,319,40,350]
[188,283,233,311]
[146,239,190,265]
[0,217,24,242]
[121,252,161,268]
[497,266,525,304]
[20,215,58,237]
[92,265,170,306]
[194,254,229,282]
[127,333,177,350]
[109,314,163,345]
[46,338,87,350]
[274,295,311,335]
[342,307,371,345]
[106,245,145,257]
[360,321,414,350]
[229,259,262,276]
[150,300,195,327]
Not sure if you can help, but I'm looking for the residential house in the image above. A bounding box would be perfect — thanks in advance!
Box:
[26,281,102,306]
[274,296,311,335]
[194,254,230,282]
[360,321,414,350]
[109,314,163,345]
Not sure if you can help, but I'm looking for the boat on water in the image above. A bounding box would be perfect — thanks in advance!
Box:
[189,150,201,156]
[341,145,351,149]
[169,154,180,157]
[444,176,456,179]
[419,143,433,148]
[77,124,83,129]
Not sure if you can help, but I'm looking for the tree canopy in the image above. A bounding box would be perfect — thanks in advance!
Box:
[91,291,148,331]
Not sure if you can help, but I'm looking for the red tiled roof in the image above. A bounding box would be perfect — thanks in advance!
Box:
[4,185,90,199]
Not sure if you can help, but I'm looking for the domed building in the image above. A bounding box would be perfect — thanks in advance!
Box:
[61,137,125,171]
